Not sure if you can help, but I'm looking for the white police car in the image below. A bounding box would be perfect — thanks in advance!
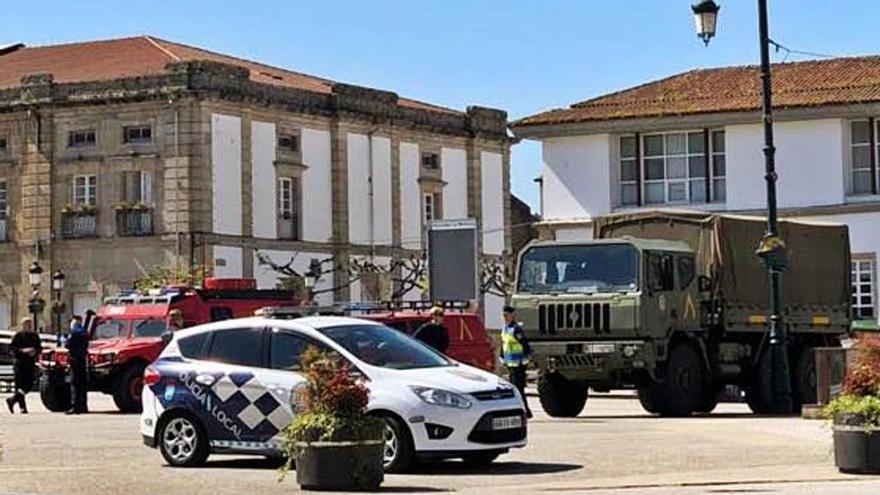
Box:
[140,316,527,471]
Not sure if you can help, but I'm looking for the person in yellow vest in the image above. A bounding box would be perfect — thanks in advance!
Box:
[501,305,532,418]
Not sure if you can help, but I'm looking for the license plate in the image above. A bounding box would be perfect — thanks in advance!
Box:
[491,415,523,430]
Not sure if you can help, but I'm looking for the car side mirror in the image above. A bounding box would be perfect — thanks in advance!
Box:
[698,275,712,293]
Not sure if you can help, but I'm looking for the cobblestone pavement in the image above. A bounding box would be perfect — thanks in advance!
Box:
[0,392,877,494]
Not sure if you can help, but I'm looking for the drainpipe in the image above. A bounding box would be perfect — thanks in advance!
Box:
[367,125,380,259]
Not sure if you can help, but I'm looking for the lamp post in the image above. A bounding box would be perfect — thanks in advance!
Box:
[51,270,66,334]
[692,0,793,414]
[303,258,322,311]
[27,261,45,333]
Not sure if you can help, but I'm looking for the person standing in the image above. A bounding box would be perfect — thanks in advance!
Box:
[65,315,89,415]
[501,305,533,418]
[413,306,450,354]
[160,309,185,347]
[6,318,42,414]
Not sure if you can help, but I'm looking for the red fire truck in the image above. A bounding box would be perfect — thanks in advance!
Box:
[38,278,300,413]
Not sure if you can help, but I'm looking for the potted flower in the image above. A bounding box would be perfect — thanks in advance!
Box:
[280,348,384,491]
[824,334,880,474]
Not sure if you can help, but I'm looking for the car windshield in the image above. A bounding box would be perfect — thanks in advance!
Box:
[92,319,128,340]
[317,324,451,370]
[517,244,640,294]
[133,319,167,338]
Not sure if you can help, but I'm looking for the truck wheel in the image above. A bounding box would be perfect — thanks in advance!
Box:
[636,385,663,414]
[696,384,723,414]
[792,347,817,408]
[537,372,588,418]
[653,344,704,417]
[39,372,72,412]
[112,363,146,413]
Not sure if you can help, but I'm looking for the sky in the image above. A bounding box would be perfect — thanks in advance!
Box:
[2,0,878,213]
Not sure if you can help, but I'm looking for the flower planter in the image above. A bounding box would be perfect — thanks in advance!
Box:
[294,440,384,491]
[833,414,880,474]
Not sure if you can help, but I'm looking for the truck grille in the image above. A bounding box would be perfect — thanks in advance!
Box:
[538,302,611,335]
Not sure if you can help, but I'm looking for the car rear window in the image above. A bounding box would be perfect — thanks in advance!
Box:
[178,332,210,359]
[206,328,263,367]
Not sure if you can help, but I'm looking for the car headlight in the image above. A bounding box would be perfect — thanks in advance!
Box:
[410,387,472,409]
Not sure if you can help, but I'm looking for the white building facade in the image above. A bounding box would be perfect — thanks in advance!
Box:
[513,58,880,324]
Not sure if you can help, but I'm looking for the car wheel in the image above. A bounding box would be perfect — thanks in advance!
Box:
[378,415,415,473]
[158,413,209,467]
[112,363,146,413]
[460,451,502,467]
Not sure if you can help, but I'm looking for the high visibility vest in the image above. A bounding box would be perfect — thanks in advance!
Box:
[501,324,528,367]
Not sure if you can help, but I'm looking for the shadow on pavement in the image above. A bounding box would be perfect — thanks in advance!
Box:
[376,488,451,493]
[410,460,582,476]
[197,457,287,470]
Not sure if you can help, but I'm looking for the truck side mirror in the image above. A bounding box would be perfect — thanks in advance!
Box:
[698,275,712,293]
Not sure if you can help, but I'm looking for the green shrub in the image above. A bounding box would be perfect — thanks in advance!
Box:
[825,334,880,428]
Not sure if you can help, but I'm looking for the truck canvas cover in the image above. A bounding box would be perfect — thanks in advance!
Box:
[593,211,851,321]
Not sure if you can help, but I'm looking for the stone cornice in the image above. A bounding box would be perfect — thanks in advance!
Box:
[0,60,509,141]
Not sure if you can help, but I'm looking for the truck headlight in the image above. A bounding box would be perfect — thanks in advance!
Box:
[410,387,472,409]
[622,345,638,358]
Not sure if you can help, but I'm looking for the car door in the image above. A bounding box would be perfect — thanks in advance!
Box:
[194,326,269,445]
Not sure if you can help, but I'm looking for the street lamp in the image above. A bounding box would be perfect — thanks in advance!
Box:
[51,270,66,334]
[303,258,322,309]
[692,0,721,46]
[27,261,45,333]
[692,0,793,414]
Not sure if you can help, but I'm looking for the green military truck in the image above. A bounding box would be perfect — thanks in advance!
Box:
[511,211,851,417]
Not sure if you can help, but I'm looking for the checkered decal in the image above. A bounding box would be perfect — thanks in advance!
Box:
[211,372,292,439]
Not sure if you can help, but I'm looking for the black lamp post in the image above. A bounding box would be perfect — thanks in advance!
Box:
[303,258,323,310]
[51,270,66,334]
[692,0,793,414]
[27,261,45,333]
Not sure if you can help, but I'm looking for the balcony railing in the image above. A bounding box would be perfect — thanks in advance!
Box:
[116,209,153,237]
[0,217,6,241]
[278,216,298,240]
[61,211,98,239]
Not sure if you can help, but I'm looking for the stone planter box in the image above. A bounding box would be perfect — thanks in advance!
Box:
[295,440,384,491]
[834,414,880,474]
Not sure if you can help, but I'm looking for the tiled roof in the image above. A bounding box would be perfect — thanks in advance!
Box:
[0,36,460,115]
[514,56,880,127]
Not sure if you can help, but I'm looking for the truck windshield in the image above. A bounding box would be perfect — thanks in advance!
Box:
[517,244,639,294]
[92,320,127,340]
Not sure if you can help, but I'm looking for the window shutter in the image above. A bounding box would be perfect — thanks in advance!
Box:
[141,171,153,204]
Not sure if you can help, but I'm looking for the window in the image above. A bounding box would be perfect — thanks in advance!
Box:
[122,170,152,203]
[92,320,127,340]
[73,175,97,206]
[123,125,152,144]
[277,177,299,240]
[210,307,234,322]
[619,130,724,207]
[619,136,639,206]
[647,252,675,292]
[278,134,299,153]
[132,319,167,338]
[423,192,441,224]
[207,328,264,367]
[852,259,876,320]
[68,129,96,148]
[850,120,877,195]
[421,152,440,170]
[270,331,320,371]
[677,255,696,289]
[0,180,7,220]
[178,332,210,360]
[318,324,450,370]
[0,136,7,151]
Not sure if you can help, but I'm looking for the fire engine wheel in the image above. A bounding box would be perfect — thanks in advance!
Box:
[537,372,588,418]
[112,363,146,413]
[652,343,704,417]
[159,412,210,467]
[39,373,72,413]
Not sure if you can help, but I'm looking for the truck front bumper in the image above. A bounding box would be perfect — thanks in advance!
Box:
[534,340,657,384]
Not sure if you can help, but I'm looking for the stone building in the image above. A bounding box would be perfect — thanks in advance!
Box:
[0,36,512,330]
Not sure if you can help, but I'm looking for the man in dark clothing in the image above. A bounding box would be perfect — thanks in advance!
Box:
[65,315,89,415]
[500,305,533,418]
[413,306,450,354]
[6,318,41,414]
[161,309,185,347]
